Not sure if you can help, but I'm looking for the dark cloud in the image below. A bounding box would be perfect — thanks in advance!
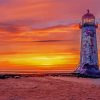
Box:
[33,40,67,43]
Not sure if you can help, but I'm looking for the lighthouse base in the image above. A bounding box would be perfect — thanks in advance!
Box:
[75,64,100,78]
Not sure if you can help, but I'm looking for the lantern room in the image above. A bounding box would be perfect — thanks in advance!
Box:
[82,10,95,25]
[79,10,98,28]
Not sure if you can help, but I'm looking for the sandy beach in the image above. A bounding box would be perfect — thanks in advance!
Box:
[0,76,100,100]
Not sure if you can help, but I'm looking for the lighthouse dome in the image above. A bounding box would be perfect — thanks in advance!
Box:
[82,10,95,19]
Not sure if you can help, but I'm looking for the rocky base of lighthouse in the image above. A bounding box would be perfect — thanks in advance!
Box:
[74,64,100,78]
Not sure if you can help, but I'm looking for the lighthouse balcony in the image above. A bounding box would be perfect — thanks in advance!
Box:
[79,23,98,28]
[83,23,97,27]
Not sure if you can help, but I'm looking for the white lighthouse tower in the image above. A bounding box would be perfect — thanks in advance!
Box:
[76,10,100,77]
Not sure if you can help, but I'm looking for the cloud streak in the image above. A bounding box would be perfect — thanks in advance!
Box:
[33,40,67,43]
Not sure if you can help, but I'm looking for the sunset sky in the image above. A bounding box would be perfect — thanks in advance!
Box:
[0,0,100,71]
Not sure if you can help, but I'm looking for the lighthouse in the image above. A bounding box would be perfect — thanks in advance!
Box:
[76,10,100,77]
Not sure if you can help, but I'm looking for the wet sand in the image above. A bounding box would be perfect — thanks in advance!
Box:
[0,76,100,100]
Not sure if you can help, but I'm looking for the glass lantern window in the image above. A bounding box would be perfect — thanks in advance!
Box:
[83,18,95,23]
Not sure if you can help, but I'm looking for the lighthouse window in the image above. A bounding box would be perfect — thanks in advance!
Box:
[83,18,89,23]
[83,18,95,24]
[89,19,95,23]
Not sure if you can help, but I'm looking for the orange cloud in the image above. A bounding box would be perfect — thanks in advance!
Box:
[0,24,81,71]
[0,23,99,71]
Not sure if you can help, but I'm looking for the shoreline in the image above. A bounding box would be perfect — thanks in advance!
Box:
[0,72,100,80]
